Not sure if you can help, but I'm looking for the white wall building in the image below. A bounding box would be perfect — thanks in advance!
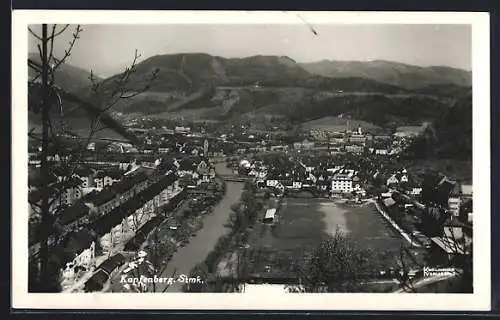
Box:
[448,197,461,217]
[331,170,361,193]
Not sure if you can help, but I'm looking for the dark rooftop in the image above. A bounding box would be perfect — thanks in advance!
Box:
[82,188,116,207]
[57,201,90,226]
[179,158,197,171]
[95,169,123,180]
[123,216,163,252]
[96,253,126,274]
[111,171,148,194]
[88,173,179,236]
[84,269,109,292]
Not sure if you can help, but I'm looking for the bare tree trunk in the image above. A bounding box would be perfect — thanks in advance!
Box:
[28,24,159,292]
[39,24,50,291]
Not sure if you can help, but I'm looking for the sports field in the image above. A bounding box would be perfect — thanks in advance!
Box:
[243,198,412,277]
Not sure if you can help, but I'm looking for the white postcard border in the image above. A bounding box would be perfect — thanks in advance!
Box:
[12,10,491,310]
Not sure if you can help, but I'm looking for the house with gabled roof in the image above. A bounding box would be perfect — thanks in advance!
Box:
[386,174,399,187]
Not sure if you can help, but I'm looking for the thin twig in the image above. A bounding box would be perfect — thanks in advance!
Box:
[50,25,82,75]
[28,27,43,40]
[51,24,70,39]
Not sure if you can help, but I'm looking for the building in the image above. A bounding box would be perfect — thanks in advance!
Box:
[448,197,461,217]
[120,171,150,199]
[60,178,84,206]
[331,170,361,194]
[329,146,343,154]
[178,158,198,176]
[29,177,84,210]
[329,134,346,145]
[386,174,399,187]
[293,139,314,150]
[175,126,191,134]
[266,180,279,188]
[75,167,94,188]
[263,208,277,224]
[460,184,473,199]
[84,253,126,292]
[249,146,267,153]
[345,145,364,154]
[83,188,119,216]
[88,173,180,247]
[93,170,122,189]
[374,135,392,141]
[56,201,91,230]
[269,145,288,152]
[410,187,423,196]
[348,133,366,144]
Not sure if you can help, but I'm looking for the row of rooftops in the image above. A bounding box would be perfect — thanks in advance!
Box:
[93,169,123,180]
[81,171,150,207]
[51,166,94,178]
[29,165,121,188]
[56,171,178,231]
[265,166,359,184]
[87,176,182,237]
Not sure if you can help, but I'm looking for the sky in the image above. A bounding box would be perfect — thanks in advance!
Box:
[28,24,472,77]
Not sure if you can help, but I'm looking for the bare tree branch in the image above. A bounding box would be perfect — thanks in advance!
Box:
[28,26,160,291]
[51,24,70,39]
[28,27,43,40]
[28,59,42,74]
[50,25,82,76]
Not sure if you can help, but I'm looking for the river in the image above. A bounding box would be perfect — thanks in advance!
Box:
[154,162,244,292]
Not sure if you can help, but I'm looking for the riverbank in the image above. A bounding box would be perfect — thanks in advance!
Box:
[154,162,245,292]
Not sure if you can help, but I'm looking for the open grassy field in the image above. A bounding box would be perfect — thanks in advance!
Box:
[243,198,415,278]
[339,202,404,251]
[302,117,381,132]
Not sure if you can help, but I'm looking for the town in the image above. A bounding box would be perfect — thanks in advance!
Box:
[25,22,476,296]
[28,117,473,293]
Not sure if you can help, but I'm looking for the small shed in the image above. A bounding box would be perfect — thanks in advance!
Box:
[263,208,277,224]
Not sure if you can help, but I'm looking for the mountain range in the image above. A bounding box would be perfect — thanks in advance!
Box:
[28,53,101,92]
[27,52,472,132]
[300,59,472,90]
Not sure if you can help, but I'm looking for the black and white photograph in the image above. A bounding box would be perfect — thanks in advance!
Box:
[12,11,490,310]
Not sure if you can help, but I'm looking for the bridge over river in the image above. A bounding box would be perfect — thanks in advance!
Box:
[217,175,253,183]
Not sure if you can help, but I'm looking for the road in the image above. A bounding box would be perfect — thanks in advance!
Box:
[155,162,244,292]
[372,199,422,247]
